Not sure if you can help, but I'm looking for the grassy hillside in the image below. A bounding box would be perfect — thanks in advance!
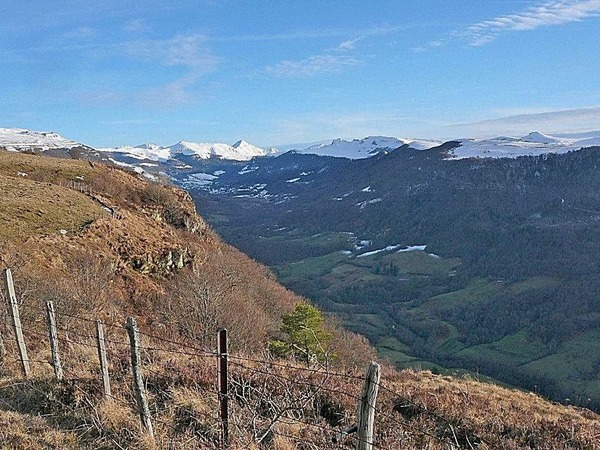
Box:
[268,230,600,406]
[0,151,374,357]
[1,150,599,449]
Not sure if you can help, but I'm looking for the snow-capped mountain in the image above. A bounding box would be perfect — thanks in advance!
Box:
[447,131,600,160]
[135,143,163,151]
[168,140,276,161]
[107,145,172,161]
[98,140,276,162]
[520,131,562,145]
[4,126,600,170]
[287,136,440,159]
[0,128,86,151]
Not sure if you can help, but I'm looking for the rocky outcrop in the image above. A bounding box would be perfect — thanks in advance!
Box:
[131,247,194,276]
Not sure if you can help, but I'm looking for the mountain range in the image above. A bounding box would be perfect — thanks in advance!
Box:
[5,127,600,168]
[99,139,277,162]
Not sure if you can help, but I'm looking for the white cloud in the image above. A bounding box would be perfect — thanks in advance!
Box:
[120,34,219,105]
[411,39,447,53]
[210,26,399,43]
[76,73,211,109]
[336,37,363,51]
[261,25,401,78]
[262,110,432,144]
[266,54,360,78]
[63,26,96,39]
[264,34,367,79]
[417,0,600,50]
[123,18,151,34]
[72,34,220,108]
[135,73,204,107]
[98,119,156,125]
[463,0,600,46]
[448,105,600,137]
[124,34,219,70]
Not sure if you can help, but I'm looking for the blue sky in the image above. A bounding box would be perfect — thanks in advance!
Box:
[1,0,600,147]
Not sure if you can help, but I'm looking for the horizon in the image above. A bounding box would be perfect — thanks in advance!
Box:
[6,126,600,152]
[2,1,600,147]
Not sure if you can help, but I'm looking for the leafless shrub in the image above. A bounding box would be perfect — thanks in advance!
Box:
[160,270,223,348]
[143,183,172,205]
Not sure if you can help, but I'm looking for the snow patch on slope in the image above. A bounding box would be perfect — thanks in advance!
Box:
[293,136,440,159]
[99,140,276,162]
[447,131,600,160]
[180,172,218,188]
[0,128,82,151]
[520,132,561,145]
[398,245,427,252]
[357,244,403,258]
[169,140,276,161]
[105,145,172,161]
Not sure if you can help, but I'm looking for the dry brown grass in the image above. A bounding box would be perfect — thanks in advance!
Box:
[1,330,599,449]
[0,176,105,243]
[377,368,600,449]
[0,150,98,183]
[0,410,78,449]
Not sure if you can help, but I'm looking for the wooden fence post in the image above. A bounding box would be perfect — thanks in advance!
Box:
[96,320,111,400]
[0,328,6,372]
[217,328,229,448]
[3,269,30,378]
[356,362,380,450]
[45,301,63,381]
[125,317,154,441]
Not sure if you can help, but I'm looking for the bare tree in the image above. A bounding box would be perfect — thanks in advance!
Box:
[162,270,223,347]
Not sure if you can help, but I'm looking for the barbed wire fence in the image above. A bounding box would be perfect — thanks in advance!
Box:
[0,268,475,449]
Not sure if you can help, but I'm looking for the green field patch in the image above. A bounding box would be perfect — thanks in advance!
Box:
[437,335,467,354]
[378,336,411,353]
[323,301,364,314]
[276,252,349,280]
[456,330,549,367]
[399,360,447,372]
[327,263,372,284]
[345,313,389,338]
[523,329,600,382]
[265,231,354,247]
[383,251,460,275]
[508,276,561,295]
[378,347,419,365]
[418,278,502,315]
[352,250,460,275]
[375,336,449,371]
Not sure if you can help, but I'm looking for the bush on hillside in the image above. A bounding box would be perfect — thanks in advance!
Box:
[269,303,333,365]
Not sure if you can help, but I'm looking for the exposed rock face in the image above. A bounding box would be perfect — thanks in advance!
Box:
[132,247,194,276]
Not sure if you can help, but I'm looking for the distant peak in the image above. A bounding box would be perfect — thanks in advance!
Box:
[521,131,558,144]
[232,140,249,148]
[0,127,82,151]
[134,143,162,150]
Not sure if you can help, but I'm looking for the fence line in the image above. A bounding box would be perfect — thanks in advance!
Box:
[0,276,470,449]
[228,353,365,382]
